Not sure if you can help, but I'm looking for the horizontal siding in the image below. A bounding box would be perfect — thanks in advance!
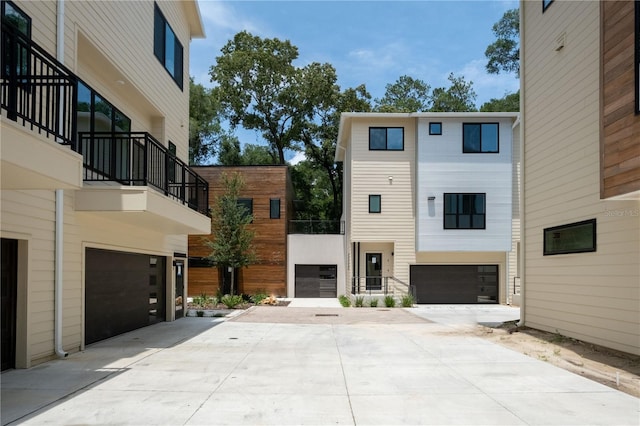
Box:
[522,0,640,354]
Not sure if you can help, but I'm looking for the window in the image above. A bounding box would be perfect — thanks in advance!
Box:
[369,127,404,151]
[77,80,131,134]
[543,219,596,255]
[369,195,381,213]
[2,1,31,81]
[636,1,640,114]
[444,193,486,229]
[543,0,553,12]
[429,122,442,135]
[154,3,183,90]
[270,198,281,219]
[237,198,253,220]
[463,123,499,153]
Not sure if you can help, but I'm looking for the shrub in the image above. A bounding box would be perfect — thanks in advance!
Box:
[220,294,244,308]
[401,294,415,307]
[369,298,379,307]
[384,295,396,308]
[250,293,269,304]
[338,294,351,307]
[354,296,365,307]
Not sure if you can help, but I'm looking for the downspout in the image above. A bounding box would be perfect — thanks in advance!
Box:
[517,0,526,328]
[55,0,68,358]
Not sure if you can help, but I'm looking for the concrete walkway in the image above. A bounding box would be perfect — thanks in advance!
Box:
[1,305,638,425]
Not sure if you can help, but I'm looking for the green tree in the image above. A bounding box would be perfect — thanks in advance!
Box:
[210,31,338,165]
[205,173,257,295]
[430,73,477,112]
[485,8,520,76]
[374,75,431,112]
[480,91,520,112]
[189,78,226,165]
[217,138,278,166]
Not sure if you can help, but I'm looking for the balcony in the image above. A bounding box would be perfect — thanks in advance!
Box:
[1,25,210,231]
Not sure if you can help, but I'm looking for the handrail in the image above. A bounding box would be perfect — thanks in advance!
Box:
[79,132,209,216]
[513,276,521,295]
[1,24,78,148]
[351,275,415,298]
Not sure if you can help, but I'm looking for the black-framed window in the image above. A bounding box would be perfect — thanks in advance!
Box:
[369,127,404,151]
[635,0,640,114]
[543,0,553,12]
[444,193,486,229]
[543,219,596,256]
[154,3,183,90]
[2,0,31,80]
[270,198,281,219]
[188,256,213,268]
[369,195,381,213]
[237,198,253,220]
[463,123,499,153]
[429,122,442,135]
[77,80,131,134]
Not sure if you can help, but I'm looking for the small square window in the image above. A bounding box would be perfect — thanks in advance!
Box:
[429,122,442,135]
[543,0,553,12]
[369,195,381,213]
[270,198,280,219]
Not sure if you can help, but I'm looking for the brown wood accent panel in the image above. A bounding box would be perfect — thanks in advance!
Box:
[601,1,640,198]
[188,166,291,297]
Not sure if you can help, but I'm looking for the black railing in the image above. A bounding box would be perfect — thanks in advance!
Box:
[351,276,416,299]
[79,132,209,215]
[1,24,78,148]
[288,220,345,235]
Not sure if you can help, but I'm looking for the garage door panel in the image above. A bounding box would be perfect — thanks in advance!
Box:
[295,265,337,298]
[411,265,498,304]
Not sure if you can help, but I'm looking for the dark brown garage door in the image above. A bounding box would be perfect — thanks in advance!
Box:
[85,248,166,344]
[295,265,337,298]
[410,265,498,304]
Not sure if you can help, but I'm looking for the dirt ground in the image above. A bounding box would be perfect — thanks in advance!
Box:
[474,323,640,398]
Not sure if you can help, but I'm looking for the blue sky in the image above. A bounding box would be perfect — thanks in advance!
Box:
[189,0,520,156]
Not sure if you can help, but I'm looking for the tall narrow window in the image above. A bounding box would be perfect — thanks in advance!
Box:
[270,198,281,219]
[636,0,639,114]
[237,198,253,221]
[369,195,381,213]
[153,3,183,90]
[444,193,486,229]
[1,1,31,81]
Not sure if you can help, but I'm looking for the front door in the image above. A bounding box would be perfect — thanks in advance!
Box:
[1,238,18,371]
[174,261,184,319]
[366,253,382,291]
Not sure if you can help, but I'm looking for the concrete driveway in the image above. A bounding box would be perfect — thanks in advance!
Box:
[2,304,638,425]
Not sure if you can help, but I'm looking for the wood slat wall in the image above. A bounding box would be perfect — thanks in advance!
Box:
[601,1,640,198]
[187,166,292,297]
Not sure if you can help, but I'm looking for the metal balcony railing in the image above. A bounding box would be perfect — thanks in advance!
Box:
[1,24,78,148]
[1,25,209,217]
[351,276,416,299]
[79,132,209,215]
[288,220,345,235]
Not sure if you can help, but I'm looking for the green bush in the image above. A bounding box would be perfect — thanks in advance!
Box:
[384,295,396,308]
[220,294,244,308]
[338,294,351,307]
[369,298,379,307]
[354,296,365,307]
[401,294,415,307]
[250,293,269,304]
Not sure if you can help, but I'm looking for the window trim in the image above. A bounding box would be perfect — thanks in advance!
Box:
[270,198,281,219]
[153,3,183,90]
[443,193,486,230]
[542,0,554,13]
[368,127,405,151]
[462,122,500,154]
[368,194,381,213]
[543,219,597,256]
[429,122,442,135]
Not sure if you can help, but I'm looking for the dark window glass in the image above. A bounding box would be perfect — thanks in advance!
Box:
[237,198,253,220]
[544,219,596,255]
[462,123,499,153]
[636,1,639,114]
[369,127,404,150]
[444,193,486,229]
[429,122,442,135]
[2,1,31,81]
[1,1,30,36]
[270,198,281,219]
[543,0,553,12]
[153,3,183,90]
[369,195,381,213]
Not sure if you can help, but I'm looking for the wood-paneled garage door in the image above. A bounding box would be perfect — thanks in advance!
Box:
[410,265,498,304]
[85,248,166,344]
[295,264,337,298]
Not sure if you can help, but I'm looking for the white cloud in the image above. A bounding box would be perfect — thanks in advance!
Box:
[454,58,519,106]
[288,151,306,166]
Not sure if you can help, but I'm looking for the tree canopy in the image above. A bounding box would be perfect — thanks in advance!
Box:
[189,78,227,165]
[430,73,478,112]
[374,75,430,112]
[485,8,520,76]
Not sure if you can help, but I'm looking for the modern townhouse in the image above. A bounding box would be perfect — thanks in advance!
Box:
[1,0,209,370]
[520,0,640,355]
[336,112,520,305]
